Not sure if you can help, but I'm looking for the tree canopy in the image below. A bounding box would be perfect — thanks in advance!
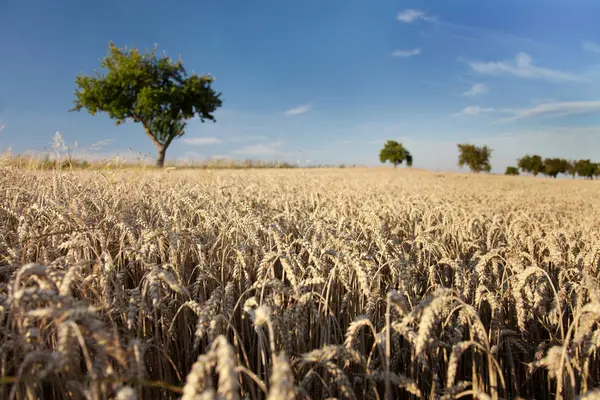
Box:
[542,158,570,178]
[71,42,223,167]
[574,159,599,179]
[505,166,519,176]
[457,143,492,173]
[379,140,412,168]
[518,155,545,176]
[513,155,600,180]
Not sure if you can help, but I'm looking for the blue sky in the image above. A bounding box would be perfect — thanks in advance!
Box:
[1,0,600,172]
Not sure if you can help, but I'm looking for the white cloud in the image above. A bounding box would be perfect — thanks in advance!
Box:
[391,48,421,58]
[468,52,581,82]
[452,106,498,117]
[233,141,283,155]
[284,105,310,116]
[498,100,600,122]
[452,100,600,121]
[396,9,435,23]
[228,135,269,143]
[183,136,223,145]
[88,139,114,150]
[463,83,488,96]
[530,97,557,105]
[179,151,232,163]
[183,151,204,158]
[583,41,600,53]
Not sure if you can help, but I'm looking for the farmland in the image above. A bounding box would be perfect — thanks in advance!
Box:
[1,166,599,399]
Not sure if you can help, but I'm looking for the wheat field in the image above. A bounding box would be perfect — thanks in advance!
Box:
[1,166,599,400]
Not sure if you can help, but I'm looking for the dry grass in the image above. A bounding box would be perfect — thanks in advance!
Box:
[1,166,599,400]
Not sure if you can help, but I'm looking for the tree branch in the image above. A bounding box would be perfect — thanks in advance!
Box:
[163,128,182,150]
[131,113,163,149]
[142,125,163,149]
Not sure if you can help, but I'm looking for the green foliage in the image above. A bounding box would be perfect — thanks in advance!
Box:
[518,155,545,176]
[574,159,599,179]
[542,158,570,178]
[457,143,492,173]
[71,42,223,167]
[379,140,412,168]
[505,166,519,176]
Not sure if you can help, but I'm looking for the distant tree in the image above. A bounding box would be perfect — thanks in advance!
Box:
[457,143,492,173]
[518,154,545,176]
[543,158,570,178]
[71,42,223,167]
[566,160,578,179]
[505,166,519,176]
[379,140,411,168]
[575,159,599,179]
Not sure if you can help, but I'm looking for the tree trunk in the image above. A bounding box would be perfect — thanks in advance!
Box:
[393,162,398,168]
[156,145,166,168]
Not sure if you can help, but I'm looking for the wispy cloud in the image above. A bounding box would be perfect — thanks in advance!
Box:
[463,83,488,96]
[183,136,223,145]
[583,41,600,53]
[233,141,283,155]
[498,100,600,122]
[444,23,546,49]
[391,48,421,58]
[397,9,544,49]
[396,9,436,23]
[228,135,269,143]
[530,97,557,105]
[467,53,581,82]
[181,151,232,161]
[183,151,204,159]
[88,139,114,150]
[284,105,311,116]
[452,106,498,117]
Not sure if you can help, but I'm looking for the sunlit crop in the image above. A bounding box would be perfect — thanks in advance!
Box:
[1,166,599,399]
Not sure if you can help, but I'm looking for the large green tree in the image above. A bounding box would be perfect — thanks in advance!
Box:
[71,42,223,167]
[542,158,570,178]
[379,140,412,168]
[518,154,545,176]
[505,166,519,176]
[457,143,492,173]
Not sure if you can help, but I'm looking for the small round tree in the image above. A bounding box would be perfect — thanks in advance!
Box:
[379,140,412,168]
[457,143,492,173]
[505,166,519,175]
[71,42,223,167]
